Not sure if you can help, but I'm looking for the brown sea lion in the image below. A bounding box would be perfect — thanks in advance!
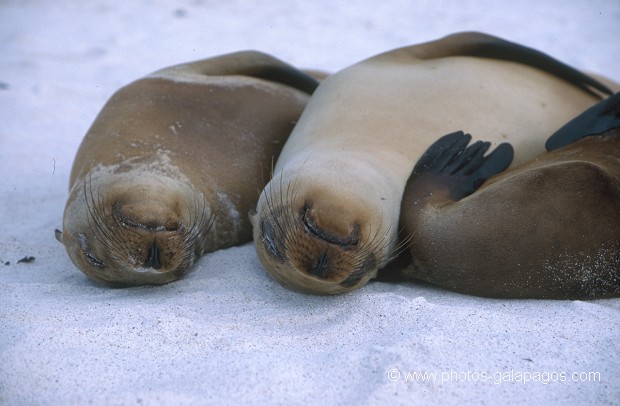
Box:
[56,52,319,286]
[250,32,615,295]
[398,92,620,299]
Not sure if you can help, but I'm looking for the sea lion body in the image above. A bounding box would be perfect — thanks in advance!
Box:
[57,52,318,285]
[251,32,615,295]
[399,93,620,299]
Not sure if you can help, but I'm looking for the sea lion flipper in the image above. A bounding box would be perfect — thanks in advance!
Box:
[546,92,620,151]
[408,131,514,201]
[151,51,321,95]
[246,63,321,95]
[389,32,613,98]
[454,33,614,98]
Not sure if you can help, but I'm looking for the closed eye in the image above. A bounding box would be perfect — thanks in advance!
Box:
[78,233,105,268]
[84,251,105,267]
[261,220,285,262]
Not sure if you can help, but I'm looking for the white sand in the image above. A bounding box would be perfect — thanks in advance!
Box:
[1,1,619,404]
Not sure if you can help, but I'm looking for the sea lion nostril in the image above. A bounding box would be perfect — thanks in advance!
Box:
[144,242,162,269]
[310,251,329,278]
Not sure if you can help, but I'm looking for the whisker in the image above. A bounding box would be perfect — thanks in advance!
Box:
[186,191,215,260]
[374,227,413,269]
[84,178,116,250]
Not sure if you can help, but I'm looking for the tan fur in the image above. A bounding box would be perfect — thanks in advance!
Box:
[251,32,615,295]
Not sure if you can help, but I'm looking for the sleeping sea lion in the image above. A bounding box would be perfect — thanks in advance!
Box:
[56,52,319,285]
[398,92,620,299]
[250,32,615,295]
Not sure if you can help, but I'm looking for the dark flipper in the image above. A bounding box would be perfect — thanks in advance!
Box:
[165,51,321,95]
[247,65,320,95]
[546,92,620,151]
[409,131,514,201]
[413,32,613,98]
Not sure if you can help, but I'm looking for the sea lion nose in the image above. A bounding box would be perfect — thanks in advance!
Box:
[301,203,360,248]
[310,251,330,278]
[299,202,362,280]
[144,242,161,269]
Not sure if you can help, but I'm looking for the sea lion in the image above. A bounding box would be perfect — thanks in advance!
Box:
[398,92,620,299]
[56,52,319,286]
[250,32,615,295]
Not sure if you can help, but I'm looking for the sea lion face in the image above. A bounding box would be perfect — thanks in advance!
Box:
[250,170,396,295]
[57,173,213,286]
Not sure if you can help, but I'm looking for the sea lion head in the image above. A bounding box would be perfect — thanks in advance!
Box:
[56,169,214,286]
[250,160,400,295]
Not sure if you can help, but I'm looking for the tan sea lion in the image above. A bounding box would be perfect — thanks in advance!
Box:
[398,92,620,299]
[250,32,615,295]
[56,52,319,286]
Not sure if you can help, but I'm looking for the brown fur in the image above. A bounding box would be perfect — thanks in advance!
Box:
[400,130,620,299]
[57,52,316,285]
